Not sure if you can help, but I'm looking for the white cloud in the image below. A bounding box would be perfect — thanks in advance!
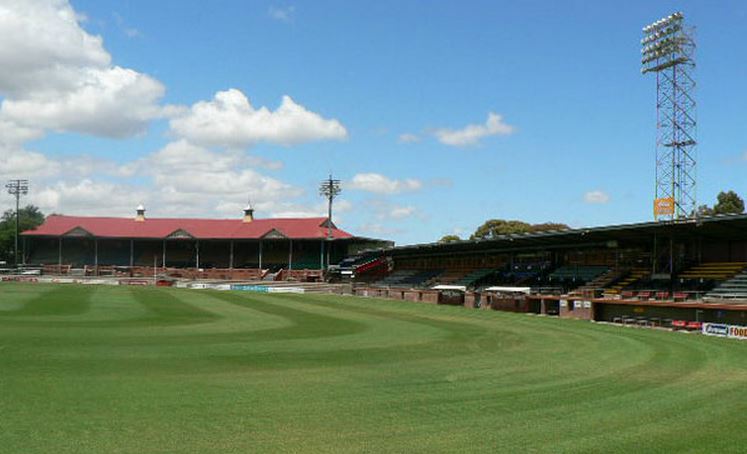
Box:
[113,12,142,38]
[0,146,60,180]
[398,133,420,144]
[0,0,110,95]
[388,206,415,219]
[2,67,170,137]
[348,173,422,195]
[357,223,403,236]
[584,190,610,204]
[269,200,352,219]
[268,5,295,22]
[32,179,150,216]
[135,140,301,216]
[360,199,419,222]
[0,119,43,145]
[434,112,514,147]
[146,140,297,195]
[0,0,170,137]
[169,89,347,148]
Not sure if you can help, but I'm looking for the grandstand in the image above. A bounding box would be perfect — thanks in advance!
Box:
[21,205,389,280]
[351,214,747,325]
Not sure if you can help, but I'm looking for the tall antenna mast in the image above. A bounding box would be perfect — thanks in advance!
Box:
[642,12,697,220]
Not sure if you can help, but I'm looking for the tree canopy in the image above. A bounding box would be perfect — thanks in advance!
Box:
[470,219,570,240]
[0,205,45,264]
[697,190,745,216]
[438,234,461,243]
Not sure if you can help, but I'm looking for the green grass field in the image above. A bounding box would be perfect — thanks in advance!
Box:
[1,283,746,453]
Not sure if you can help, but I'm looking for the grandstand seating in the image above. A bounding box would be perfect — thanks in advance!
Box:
[572,269,623,296]
[398,269,443,287]
[548,265,609,283]
[452,268,495,287]
[372,269,445,288]
[705,270,747,301]
[605,267,649,296]
[505,262,551,284]
[432,269,464,284]
[678,262,746,281]
[373,269,419,287]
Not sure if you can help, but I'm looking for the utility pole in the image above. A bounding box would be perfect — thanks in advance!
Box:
[5,179,29,268]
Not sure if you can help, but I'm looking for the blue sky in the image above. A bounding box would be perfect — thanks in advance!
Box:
[1,0,746,245]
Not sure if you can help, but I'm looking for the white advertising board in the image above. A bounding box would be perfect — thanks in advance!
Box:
[702,323,747,340]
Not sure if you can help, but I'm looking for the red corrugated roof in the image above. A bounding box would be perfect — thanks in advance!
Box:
[22,215,354,240]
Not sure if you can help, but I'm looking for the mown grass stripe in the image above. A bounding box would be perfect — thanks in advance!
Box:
[1,282,746,454]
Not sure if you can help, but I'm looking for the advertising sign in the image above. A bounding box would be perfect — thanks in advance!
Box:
[702,323,747,340]
[654,197,675,216]
[231,284,269,292]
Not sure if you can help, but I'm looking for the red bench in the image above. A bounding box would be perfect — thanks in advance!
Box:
[671,320,687,329]
[673,292,688,302]
[656,291,670,300]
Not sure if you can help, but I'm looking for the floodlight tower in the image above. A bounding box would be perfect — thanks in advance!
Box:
[319,175,341,240]
[641,12,697,220]
[5,179,29,267]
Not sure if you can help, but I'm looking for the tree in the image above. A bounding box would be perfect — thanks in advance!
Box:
[696,204,714,217]
[696,191,745,216]
[439,234,461,243]
[470,219,569,240]
[528,222,570,233]
[713,190,745,215]
[0,205,45,264]
[471,220,531,240]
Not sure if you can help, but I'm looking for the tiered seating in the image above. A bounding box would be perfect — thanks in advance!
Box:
[606,267,649,295]
[453,268,495,287]
[398,269,443,287]
[373,269,419,287]
[705,270,747,301]
[434,268,474,285]
[507,262,551,284]
[548,265,609,283]
[679,262,746,281]
[572,269,621,296]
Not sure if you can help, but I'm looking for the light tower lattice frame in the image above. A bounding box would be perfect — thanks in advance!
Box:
[642,12,697,220]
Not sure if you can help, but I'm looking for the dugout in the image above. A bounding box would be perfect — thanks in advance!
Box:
[593,300,747,325]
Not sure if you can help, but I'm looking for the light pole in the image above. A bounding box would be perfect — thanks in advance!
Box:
[319,175,341,269]
[5,179,29,268]
[641,12,697,220]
